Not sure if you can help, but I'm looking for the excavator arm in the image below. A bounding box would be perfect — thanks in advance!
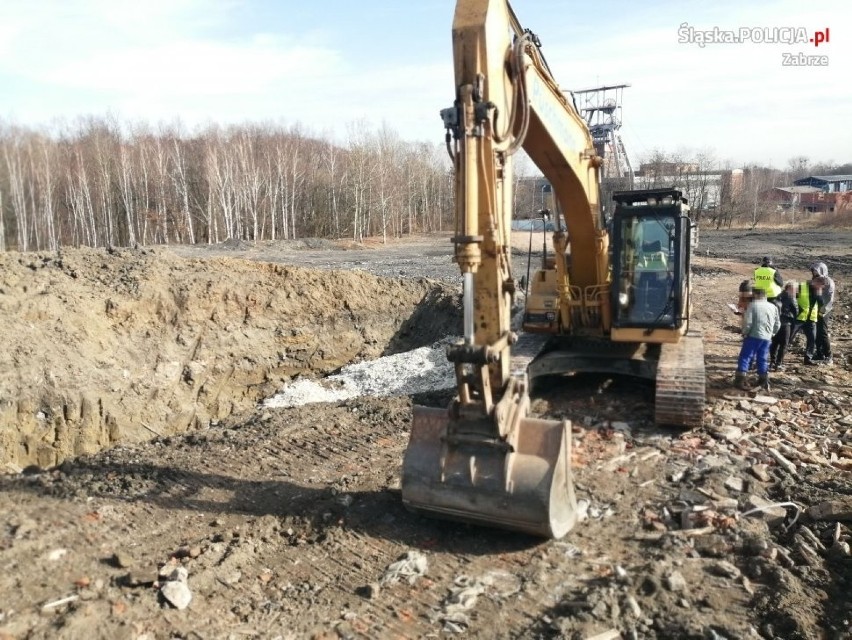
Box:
[401,0,596,539]
[402,0,704,539]
[443,0,607,413]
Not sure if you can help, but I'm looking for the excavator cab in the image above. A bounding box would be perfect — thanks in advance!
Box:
[610,189,692,332]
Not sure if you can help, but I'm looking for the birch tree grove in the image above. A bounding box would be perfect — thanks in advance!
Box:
[0,187,4,251]
[0,117,453,252]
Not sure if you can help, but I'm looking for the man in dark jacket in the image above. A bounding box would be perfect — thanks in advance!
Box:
[810,262,836,365]
[769,281,799,371]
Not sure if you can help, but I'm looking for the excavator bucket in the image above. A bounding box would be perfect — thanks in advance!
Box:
[401,406,577,539]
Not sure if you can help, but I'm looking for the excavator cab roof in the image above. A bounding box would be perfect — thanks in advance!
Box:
[612,188,687,207]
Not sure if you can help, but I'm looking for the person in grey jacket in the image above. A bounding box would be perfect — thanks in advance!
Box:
[810,262,836,365]
[735,287,780,391]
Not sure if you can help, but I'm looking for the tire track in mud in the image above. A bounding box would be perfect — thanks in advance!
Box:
[233,402,530,638]
[218,406,543,639]
[0,352,763,639]
[1,395,589,638]
[223,395,651,639]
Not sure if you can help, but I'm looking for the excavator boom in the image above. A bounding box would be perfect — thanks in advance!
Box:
[401,0,704,538]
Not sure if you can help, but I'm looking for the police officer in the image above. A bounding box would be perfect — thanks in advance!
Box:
[753,256,784,304]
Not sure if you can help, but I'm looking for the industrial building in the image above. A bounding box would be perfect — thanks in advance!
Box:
[764,174,852,214]
[793,174,852,193]
[632,164,743,214]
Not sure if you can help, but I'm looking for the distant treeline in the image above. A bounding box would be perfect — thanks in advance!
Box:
[0,117,454,252]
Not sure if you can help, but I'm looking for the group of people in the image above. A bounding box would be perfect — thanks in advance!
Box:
[734,256,836,391]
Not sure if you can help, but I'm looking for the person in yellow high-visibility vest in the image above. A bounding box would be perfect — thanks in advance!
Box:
[753,256,784,303]
[789,276,825,364]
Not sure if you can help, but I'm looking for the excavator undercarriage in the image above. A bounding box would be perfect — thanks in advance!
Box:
[402,328,705,538]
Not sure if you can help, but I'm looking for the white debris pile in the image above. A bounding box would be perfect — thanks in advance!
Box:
[263,339,458,408]
[438,571,522,634]
[381,550,429,586]
[159,566,192,610]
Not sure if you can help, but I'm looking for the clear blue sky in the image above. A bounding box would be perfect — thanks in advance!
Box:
[1,0,848,167]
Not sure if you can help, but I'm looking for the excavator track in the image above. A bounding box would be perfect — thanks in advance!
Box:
[654,326,706,427]
[509,331,551,376]
[513,328,706,429]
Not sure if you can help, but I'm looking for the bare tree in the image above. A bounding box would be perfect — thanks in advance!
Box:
[286,127,305,240]
[169,135,195,244]
[151,135,171,243]
[787,156,810,181]
[0,186,5,251]
[346,122,375,243]
[3,132,29,251]
[323,138,342,239]
[118,141,138,246]
[375,123,404,243]
[0,116,455,253]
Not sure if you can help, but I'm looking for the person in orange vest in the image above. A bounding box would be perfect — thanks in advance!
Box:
[753,256,784,304]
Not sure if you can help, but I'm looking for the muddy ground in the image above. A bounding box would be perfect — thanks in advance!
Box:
[0,229,850,640]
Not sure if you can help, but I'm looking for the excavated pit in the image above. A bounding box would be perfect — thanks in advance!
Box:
[0,246,461,469]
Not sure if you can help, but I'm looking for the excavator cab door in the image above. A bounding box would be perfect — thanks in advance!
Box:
[610,189,692,331]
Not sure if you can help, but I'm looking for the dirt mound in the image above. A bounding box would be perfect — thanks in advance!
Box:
[0,247,461,469]
[692,265,735,277]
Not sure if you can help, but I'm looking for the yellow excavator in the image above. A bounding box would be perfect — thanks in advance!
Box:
[401,0,705,538]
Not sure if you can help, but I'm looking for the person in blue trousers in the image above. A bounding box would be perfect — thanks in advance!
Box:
[735,287,780,391]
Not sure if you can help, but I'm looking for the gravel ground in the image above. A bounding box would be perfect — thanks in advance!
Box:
[0,228,850,640]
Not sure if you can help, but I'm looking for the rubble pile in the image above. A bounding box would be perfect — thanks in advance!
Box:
[522,364,851,639]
